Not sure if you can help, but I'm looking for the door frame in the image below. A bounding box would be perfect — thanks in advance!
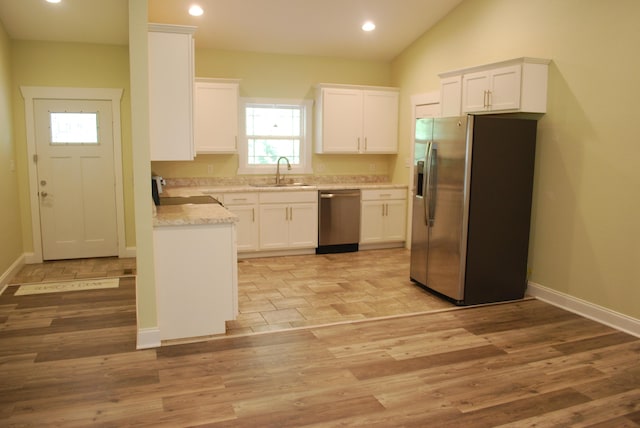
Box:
[21,86,127,264]
[406,91,440,249]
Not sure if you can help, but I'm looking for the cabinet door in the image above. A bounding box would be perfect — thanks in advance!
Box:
[362,91,399,153]
[320,88,362,153]
[384,200,407,242]
[148,30,194,161]
[259,205,289,249]
[226,205,258,252]
[461,70,490,113]
[488,65,521,111]
[360,200,385,244]
[288,203,318,248]
[440,76,462,117]
[194,82,239,153]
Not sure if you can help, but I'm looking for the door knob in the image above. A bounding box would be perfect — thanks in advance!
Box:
[41,191,48,197]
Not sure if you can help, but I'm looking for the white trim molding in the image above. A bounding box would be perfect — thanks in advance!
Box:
[136,327,161,349]
[0,254,26,296]
[527,281,640,338]
[20,86,127,263]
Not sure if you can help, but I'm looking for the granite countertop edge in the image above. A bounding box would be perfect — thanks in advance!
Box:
[154,182,407,227]
[162,182,408,197]
[153,203,238,227]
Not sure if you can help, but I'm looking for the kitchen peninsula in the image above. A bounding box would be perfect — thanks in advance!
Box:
[153,200,238,342]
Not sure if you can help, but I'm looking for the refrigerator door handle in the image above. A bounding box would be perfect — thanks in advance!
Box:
[423,141,431,225]
[427,144,438,226]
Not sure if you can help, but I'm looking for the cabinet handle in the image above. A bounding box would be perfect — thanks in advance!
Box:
[235,136,238,150]
[381,204,385,217]
[252,207,255,222]
[231,198,247,202]
[487,90,492,108]
[483,90,488,109]
[289,207,293,221]
[357,137,361,152]
[365,137,368,151]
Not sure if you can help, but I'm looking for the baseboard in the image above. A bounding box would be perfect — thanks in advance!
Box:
[121,246,136,258]
[527,281,640,338]
[238,248,315,260]
[358,242,405,251]
[24,252,39,264]
[0,254,26,295]
[137,327,161,349]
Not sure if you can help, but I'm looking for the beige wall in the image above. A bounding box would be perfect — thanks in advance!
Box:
[0,21,23,275]
[10,40,135,252]
[391,0,640,319]
[150,49,394,179]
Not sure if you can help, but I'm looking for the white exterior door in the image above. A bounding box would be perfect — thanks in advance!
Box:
[34,99,118,260]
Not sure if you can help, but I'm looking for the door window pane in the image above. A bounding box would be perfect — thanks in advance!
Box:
[50,112,99,144]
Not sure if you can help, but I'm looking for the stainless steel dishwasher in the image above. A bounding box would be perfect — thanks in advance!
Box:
[316,189,361,254]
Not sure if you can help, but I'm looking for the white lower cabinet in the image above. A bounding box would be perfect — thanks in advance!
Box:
[154,223,238,341]
[360,189,407,245]
[222,193,259,252]
[259,191,318,250]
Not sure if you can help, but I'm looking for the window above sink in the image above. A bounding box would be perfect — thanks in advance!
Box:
[237,97,313,176]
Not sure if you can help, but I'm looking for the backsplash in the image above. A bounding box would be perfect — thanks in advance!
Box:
[163,174,390,188]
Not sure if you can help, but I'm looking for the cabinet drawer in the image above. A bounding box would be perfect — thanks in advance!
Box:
[361,189,406,201]
[259,191,317,204]
[222,192,259,205]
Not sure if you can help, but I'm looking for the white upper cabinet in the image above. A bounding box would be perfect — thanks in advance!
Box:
[439,57,550,117]
[148,24,196,161]
[315,84,399,154]
[440,75,463,118]
[362,90,400,153]
[194,79,240,154]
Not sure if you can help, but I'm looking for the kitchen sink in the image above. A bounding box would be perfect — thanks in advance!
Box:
[250,182,313,188]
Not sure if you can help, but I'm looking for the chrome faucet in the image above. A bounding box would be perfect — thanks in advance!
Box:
[276,156,291,184]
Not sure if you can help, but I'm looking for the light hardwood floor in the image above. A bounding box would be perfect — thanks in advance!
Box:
[1,251,639,426]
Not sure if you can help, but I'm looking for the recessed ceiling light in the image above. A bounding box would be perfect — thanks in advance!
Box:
[189,5,204,17]
[362,21,376,32]
[46,0,62,3]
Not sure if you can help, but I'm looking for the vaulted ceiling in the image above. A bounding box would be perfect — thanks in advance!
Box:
[0,0,463,61]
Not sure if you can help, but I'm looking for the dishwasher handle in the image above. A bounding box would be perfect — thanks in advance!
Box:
[320,192,361,198]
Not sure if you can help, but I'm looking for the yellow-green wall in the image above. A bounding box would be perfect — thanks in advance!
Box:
[391,0,640,319]
[0,21,23,276]
[10,40,135,252]
[150,49,394,179]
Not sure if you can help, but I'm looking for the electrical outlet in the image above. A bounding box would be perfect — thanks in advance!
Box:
[207,164,214,174]
[316,163,325,173]
[369,163,377,172]
[9,159,15,172]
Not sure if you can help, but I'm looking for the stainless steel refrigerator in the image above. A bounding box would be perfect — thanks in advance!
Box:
[410,115,537,305]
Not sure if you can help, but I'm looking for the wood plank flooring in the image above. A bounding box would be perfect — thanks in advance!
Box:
[1,251,639,426]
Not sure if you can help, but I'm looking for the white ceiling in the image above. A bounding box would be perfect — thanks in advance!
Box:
[0,0,463,61]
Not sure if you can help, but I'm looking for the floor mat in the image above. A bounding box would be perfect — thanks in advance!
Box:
[14,278,120,296]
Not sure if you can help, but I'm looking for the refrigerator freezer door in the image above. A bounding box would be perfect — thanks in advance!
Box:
[425,116,470,302]
[409,118,432,284]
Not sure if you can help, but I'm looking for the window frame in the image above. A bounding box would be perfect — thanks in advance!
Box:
[237,97,313,175]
